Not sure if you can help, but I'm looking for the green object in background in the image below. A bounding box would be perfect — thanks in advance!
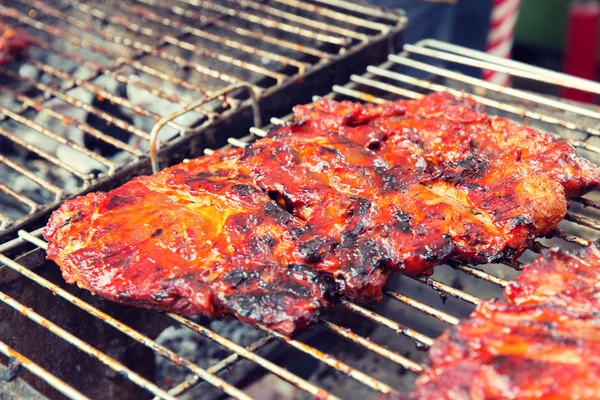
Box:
[515,0,579,51]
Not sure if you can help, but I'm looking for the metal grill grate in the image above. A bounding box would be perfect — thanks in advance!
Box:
[0,0,405,237]
[2,40,600,399]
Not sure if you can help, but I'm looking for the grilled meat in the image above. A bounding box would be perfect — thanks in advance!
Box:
[44,92,596,335]
[405,245,600,400]
[0,27,31,65]
[237,129,565,272]
[290,92,600,196]
[44,150,336,336]
[505,244,600,313]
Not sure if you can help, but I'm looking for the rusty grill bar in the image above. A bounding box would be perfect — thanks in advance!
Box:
[2,41,600,399]
[0,0,405,236]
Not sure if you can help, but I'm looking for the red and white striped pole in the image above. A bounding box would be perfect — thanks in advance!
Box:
[483,0,522,87]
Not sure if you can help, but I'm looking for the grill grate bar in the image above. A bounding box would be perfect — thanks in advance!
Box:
[0,152,62,198]
[4,89,144,158]
[385,56,600,138]
[0,182,39,212]
[22,32,195,108]
[226,0,370,42]
[271,0,393,32]
[161,337,273,399]
[0,126,91,181]
[340,299,434,347]
[319,319,423,373]
[577,197,600,210]
[65,0,289,84]
[170,313,341,400]
[28,60,188,131]
[212,19,331,59]
[564,212,600,231]
[448,263,509,287]
[0,340,91,400]
[383,289,460,325]
[0,236,255,400]
[114,0,311,71]
[16,0,245,89]
[0,288,177,400]
[553,228,593,247]
[257,322,400,396]
[413,276,481,305]
[0,105,117,173]
[173,0,351,46]
[0,67,152,142]
[404,42,600,96]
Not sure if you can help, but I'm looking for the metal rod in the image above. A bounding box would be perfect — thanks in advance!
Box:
[228,0,370,42]
[271,0,393,33]
[405,43,600,100]
[149,82,261,173]
[565,212,600,231]
[0,340,91,400]
[332,85,393,103]
[553,229,592,247]
[319,319,423,373]
[383,289,460,325]
[412,276,481,305]
[386,56,600,138]
[161,337,272,399]
[212,20,330,59]
[0,106,116,173]
[66,0,289,84]
[257,323,400,396]
[0,182,38,213]
[0,227,44,254]
[118,0,309,73]
[169,313,340,400]
[448,262,509,287]
[0,67,151,142]
[1,238,254,400]
[418,39,600,95]
[340,299,434,347]
[0,127,90,181]
[577,197,600,210]
[0,289,177,400]
[173,0,351,46]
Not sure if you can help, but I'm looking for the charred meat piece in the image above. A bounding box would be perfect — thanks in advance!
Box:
[44,150,336,336]
[0,27,32,65]
[290,93,600,196]
[269,124,566,268]
[505,244,600,313]
[409,301,600,400]
[406,245,600,400]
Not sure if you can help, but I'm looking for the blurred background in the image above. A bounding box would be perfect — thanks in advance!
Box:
[368,0,600,103]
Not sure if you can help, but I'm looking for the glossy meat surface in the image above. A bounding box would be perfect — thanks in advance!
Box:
[290,92,600,196]
[406,245,600,399]
[44,92,597,336]
[0,27,31,65]
[44,150,336,336]
[505,244,600,313]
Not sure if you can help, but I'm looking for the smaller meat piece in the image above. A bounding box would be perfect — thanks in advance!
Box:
[0,27,32,65]
[505,244,600,313]
[405,244,600,400]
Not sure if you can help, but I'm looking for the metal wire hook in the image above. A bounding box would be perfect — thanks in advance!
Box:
[149,83,261,174]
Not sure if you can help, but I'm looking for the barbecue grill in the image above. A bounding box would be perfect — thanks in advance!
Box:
[2,15,600,400]
[0,0,405,239]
